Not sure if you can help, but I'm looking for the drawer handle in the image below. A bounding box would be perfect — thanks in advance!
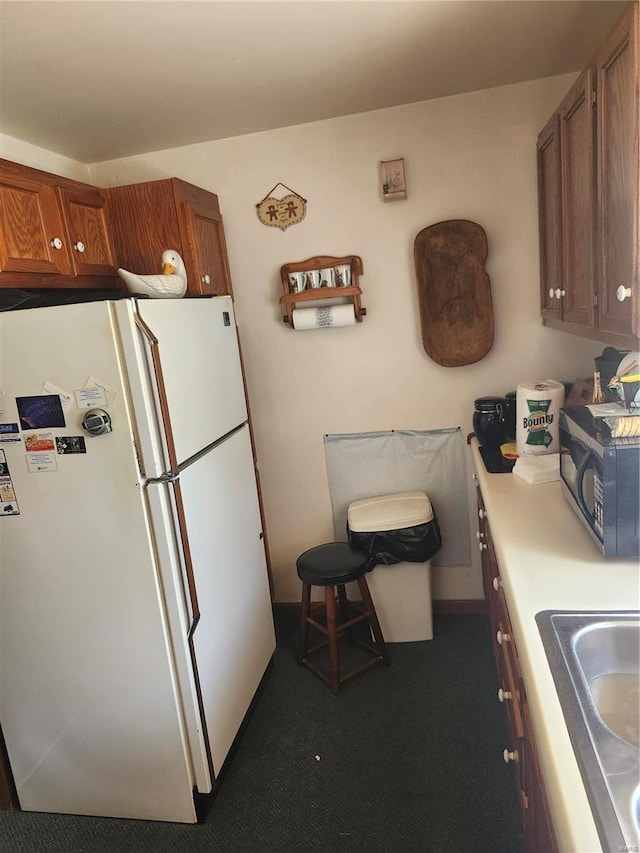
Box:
[497,687,512,703]
[496,630,511,645]
[503,748,518,764]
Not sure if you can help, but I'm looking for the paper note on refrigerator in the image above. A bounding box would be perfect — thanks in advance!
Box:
[74,386,108,409]
[0,449,19,515]
[26,452,58,473]
[85,376,117,406]
[41,382,73,413]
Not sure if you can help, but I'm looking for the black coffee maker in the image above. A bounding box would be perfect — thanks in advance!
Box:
[473,395,516,473]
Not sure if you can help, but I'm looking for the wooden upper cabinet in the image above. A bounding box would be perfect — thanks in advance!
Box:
[57,186,117,278]
[107,178,233,298]
[536,115,562,321]
[595,1,639,339]
[0,158,119,289]
[537,2,639,348]
[559,67,597,330]
[0,170,72,276]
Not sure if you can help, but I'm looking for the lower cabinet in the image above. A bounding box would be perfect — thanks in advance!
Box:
[477,485,558,853]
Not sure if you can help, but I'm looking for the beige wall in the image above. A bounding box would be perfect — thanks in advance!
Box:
[6,76,602,603]
[0,133,91,182]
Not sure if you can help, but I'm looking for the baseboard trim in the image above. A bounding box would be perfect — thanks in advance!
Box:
[274,599,487,616]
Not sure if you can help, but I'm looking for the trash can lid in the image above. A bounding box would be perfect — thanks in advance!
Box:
[347,490,433,532]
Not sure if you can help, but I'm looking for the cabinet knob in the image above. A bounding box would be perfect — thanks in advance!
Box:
[478,508,485,520]
[497,687,512,703]
[479,542,487,552]
[472,473,478,483]
[476,530,484,540]
[496,630,511,645]
[50,237,63,250]
[616,286,632,302]
[548,288,554,299]
[202,274,211,285]
[73,241,85,253]
[492,576,501,591]
[554,288,565,299]
[503,748,518,764]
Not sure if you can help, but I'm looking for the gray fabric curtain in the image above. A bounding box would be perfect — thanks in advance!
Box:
[324,428,470,567]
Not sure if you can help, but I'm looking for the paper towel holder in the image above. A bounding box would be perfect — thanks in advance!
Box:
[279,255,366,326]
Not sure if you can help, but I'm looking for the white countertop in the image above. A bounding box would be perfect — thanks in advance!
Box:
[470,440,640,853]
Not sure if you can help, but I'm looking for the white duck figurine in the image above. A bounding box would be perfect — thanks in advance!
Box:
[118,249,188,298]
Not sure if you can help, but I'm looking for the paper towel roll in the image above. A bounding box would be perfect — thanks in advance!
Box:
[516,380,565,456]
[291,304,356,330]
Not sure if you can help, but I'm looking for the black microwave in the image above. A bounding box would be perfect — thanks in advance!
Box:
[559,406,640,558]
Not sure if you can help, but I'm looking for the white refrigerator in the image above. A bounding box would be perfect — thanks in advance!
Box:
[0,295,275,823]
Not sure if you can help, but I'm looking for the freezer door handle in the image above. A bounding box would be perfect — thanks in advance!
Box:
[134,304,201,631]
[132,301,180,475]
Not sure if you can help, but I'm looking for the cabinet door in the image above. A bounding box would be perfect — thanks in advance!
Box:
[108,179,234,298]
[559,68,597,329]
[0,172,72,276]
[596,2,639,339]
[173,181,233,297]
[522,704,559,853]
[57,187,117,277]
[537,115,563,320]
[107,180,183,278]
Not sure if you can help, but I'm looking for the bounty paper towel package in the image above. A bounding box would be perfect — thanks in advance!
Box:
[516,380,565,456]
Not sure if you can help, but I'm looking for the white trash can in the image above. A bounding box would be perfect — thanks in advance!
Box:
[347,490,439,643]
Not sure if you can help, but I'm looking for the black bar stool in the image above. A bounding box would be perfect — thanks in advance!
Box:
[296,542,390,694]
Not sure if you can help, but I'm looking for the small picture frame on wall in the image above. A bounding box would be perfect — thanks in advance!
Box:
[380,158,407,202]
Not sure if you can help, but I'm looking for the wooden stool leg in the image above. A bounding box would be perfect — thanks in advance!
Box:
[299,581,311,665]
[337,583,352,641]
[325,585,341,694]
[357,575,390,664]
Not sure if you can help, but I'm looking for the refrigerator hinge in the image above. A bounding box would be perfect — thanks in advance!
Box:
[146,472,180,485]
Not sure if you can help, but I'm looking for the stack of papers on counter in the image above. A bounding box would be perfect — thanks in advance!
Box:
[512,454,560,484]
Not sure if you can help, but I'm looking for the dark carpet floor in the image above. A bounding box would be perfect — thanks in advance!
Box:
[0,611,525,853]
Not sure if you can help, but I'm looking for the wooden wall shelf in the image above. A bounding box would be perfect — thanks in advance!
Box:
[279,254,365,325]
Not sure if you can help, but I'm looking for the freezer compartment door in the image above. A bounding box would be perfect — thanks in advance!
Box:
[114,296,248,476]
[177,424,275,776]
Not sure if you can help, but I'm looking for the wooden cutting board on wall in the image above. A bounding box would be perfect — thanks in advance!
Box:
[414,220,494,367]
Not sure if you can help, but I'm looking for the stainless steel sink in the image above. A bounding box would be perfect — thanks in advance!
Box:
[536,611,640,852]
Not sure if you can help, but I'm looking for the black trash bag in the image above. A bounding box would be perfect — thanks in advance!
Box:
[348,515,442,566]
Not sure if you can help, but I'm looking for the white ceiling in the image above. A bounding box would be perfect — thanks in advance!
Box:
[0,0,626,164]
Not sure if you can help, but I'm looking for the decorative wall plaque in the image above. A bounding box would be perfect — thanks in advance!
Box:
[380,158,407,202]
[256,183,306,231]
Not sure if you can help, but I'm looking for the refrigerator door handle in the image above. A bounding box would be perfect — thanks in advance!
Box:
[146,472,201,635]
[132,300,180,476]
[170,477,201,635]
